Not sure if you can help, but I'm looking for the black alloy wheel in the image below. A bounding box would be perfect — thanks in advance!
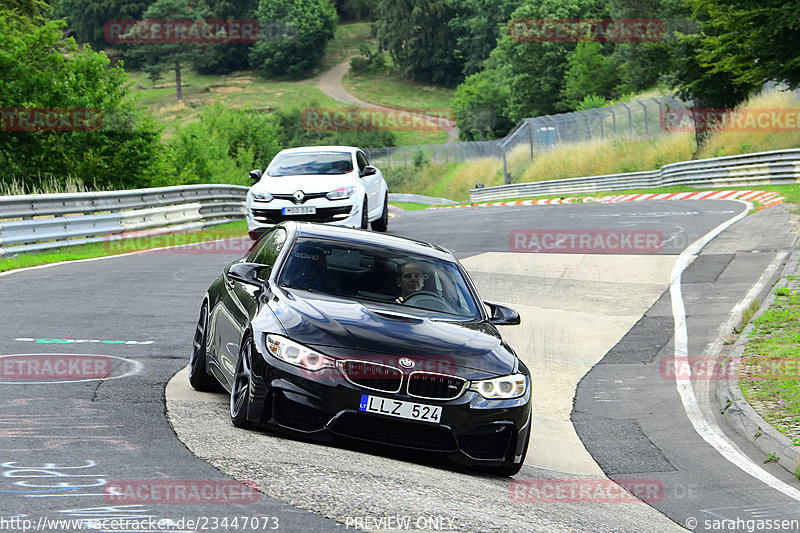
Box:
[230,337,254,428]
[189,303,218,391]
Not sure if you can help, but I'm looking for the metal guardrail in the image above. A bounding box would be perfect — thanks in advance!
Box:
[469,149,800,202]
[0,185,248,256]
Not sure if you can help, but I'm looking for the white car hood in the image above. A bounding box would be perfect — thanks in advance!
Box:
[251,173,360,195]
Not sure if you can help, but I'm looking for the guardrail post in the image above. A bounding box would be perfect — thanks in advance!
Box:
[528,121,534,162]
[637,101,649,135]
[620,103,632,135]
[499,145,510,184]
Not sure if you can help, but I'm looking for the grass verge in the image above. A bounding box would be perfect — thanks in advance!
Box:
[0,221,248,273]
[740,276,800,445]
[389,202,435,211]
[343,69,455,112]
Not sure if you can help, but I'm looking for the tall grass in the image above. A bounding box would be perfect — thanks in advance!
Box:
[388,87,800,201]
[697,89,800,158]
[384,157,504,201]
[1,175,95,196]
[512,132,696,183]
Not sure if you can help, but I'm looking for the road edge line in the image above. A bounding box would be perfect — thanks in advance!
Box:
[670,200,800,501]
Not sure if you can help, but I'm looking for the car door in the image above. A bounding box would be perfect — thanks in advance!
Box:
[357,150,381,218]
[215,228,287,385]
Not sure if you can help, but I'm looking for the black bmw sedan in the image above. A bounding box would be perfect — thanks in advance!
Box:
[189,221,531,475]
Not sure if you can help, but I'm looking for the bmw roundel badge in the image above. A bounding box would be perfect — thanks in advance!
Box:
[399,357,415,369]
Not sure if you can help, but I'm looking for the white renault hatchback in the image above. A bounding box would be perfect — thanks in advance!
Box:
[246,146,389,239]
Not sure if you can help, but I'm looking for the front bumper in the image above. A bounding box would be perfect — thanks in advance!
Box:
[246,339,532,467]
[246,197,362,239]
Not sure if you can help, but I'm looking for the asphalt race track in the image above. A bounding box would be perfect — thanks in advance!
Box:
[1,199,798,532]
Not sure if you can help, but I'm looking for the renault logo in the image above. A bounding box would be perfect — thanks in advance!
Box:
[293,190,305,204]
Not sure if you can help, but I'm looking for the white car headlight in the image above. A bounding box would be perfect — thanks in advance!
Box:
[250,191,273,202]
[266,334,334,371]
[470,374,527,399]
[326,186,355,200]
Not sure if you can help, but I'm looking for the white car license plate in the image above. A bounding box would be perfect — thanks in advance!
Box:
[359,394,441,424]
[282,206,316,215]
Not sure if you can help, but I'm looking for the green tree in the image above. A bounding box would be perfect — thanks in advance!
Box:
[248,0,337,77]
[671,30,758,149]
[121,0,212,100]
[56,0,151,50]
[374,0,461,85]
[0,12,167,190]
[447,0,517,78]
[688,0,800,89]
[452,69,513,140]
[334,0,377,21]
[195,0,259,74]
[560,42,620,111]
[487,0,609,122]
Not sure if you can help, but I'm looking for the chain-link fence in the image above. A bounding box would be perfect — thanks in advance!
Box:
[364,95,690,183]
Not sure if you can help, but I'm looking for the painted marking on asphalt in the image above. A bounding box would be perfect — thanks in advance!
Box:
[14,338,154,345]
[670,200,800,502]
[0,354,143,385]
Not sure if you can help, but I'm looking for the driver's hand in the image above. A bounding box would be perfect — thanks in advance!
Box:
[395,296,404,304]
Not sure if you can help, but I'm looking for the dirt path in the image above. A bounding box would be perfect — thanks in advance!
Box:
[317,60,459,144]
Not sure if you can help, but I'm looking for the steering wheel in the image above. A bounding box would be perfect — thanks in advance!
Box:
[401,290,455,313]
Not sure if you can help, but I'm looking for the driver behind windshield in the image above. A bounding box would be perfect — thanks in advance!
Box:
[395,261,425,303]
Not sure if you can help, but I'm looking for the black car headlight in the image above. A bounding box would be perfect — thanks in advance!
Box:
[469,374,527,399]
[266,334,334,371]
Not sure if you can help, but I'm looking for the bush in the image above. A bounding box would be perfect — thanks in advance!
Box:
[0,14,168,191]
[576,94,608,111]
[350,44,386,74]
[272,107,396,149]
[169,103,281,185]
[452,70,514,141]
[248,0,338,77]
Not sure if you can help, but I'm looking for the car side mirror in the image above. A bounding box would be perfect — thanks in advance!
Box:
[228,262,270,287]
[361,165,377,177]
[485,301,521,326]
[249,169,263,181]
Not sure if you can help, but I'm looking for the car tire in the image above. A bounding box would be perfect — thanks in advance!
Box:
[371,193,389,232]
[189,303,219,392]
[360,197,369,230]
[230,337,254,429]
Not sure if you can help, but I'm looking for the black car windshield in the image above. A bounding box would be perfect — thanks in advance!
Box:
[267,152,354,176]
[277,238,482,319]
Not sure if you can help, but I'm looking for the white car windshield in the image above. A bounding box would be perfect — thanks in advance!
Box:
[268,152,354,176]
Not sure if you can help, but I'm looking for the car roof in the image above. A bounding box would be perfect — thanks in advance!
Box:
[280,222,455,261]
[275,146,360,155]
